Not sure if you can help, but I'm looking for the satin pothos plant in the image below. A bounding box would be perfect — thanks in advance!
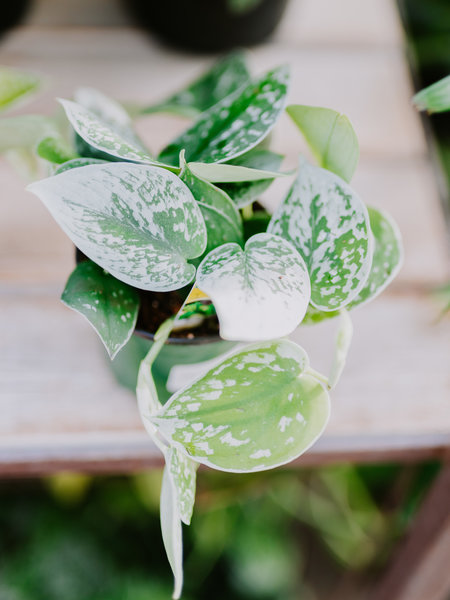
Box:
[8,53,402,597]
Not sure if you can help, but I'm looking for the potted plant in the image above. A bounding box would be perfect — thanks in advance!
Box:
[4,54,402,598]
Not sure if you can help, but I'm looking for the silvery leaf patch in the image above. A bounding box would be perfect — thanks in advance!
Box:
[166,446,198,526]
[61,260,139,359]
[55,157,108,174]
[286,105,359,183]
[180,160,243,259]
[196,233,310,341]
[152,339,330,472]
[28,163,207,291]
[268,160,372,311]
[143,51,250,117]
[158,65,290,166]
[59,99,174,169]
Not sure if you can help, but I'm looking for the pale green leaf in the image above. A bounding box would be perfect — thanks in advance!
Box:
[268,160,372,311]
[180,160,243,259]
[196,233,310,341]
[286,105,359,182]
[158,65,290,166]
[152,339,330,472]
[413,75,450,114]
[55,157,107,174]
[61,260,139,359]
[187,160,286,183]
[36,135,78,164]
[328,309,353,389]
[28,163,207,291]
[0,115,59,153]
[160,465,184,600]
[0,66,40,112]
[143,51,250,117]
[167,446,198,526]
[59,99,175,169]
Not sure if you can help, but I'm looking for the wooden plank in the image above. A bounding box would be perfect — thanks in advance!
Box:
[372,463,450,600]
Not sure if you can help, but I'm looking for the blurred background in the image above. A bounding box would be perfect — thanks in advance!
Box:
[0,1,449,599]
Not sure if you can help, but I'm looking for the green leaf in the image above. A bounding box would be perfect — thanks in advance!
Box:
[286,105,359,183]
[143,52,250,117]
[187,160,286,183]
[219,149,284,207]
[152,339,330,473]
[180,160,243,260]
[59,99,175,169]
[167,446,198,526]
[61,260,139,359]
[346,206,403,308]
[36,135,78,164]
[328,309,352,389]
[55,157,108,174]
[28,163,207,291]
[158,65,290,166]
[0,66,40,112]
[268,160,372,311]
[196,232,310,341]
[413,75,450,113]
[0,115,59,153]
[160,465,184,600]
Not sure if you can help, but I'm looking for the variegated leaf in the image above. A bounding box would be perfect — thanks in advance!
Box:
[55,157,107,174]
[167,446,198,526]
[59,99,173,169]
[28,163,207,291]
[0,66,40,112]
[268,160,372,311]
[61,260,139,359]
[142,51,250,117]
[152,340,330,473]
[328,309,353,389]
[158,65,290,166]
[286,105,359,182]
[196,233,310,341]
[180,160,243,259]
[160,465,184,600]
[219,149,284,207]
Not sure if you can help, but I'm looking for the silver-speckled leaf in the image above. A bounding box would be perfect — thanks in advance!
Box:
[268,161,372,311]
[61,260,139,359]
[28,163,207,291]
[196,233,310,341]
[160,465,183,600]
[219,149,284,207]
[158,65,290,166]
[143,51,250,117]
[180,161,243,259]
[152,340,330,472]
[0,66,40,112]
[59,99,171,168]
[286,105,359,183]
[167,446,198,526]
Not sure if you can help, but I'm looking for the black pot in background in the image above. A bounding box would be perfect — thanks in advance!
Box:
[0,1,31,37]
[123,0,289,52]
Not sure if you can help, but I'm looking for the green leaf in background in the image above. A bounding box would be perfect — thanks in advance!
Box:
[0,115,59,153]
[61,260,139,359]
[152,339,330,472]
[158,65,290,166]
[160,465,184,600]
[413,74,450,113]
[142,51,250,117]
[59,99,174,169]
[219,149,284,207]
[268,160,372,311]
[36,135,78,164]
[180,159,243,259]
[28,163,207,291]
[286,105,359,183]
[54,157,108,174]
[196,233,310,341]
[0,66,40,112]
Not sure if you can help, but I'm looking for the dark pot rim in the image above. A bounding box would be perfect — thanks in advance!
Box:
[134,326,224,346]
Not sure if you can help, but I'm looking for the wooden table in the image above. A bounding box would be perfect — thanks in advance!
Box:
[1,1,449,598]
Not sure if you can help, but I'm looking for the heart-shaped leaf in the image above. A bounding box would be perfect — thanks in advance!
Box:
[0,66,40,112]
[268,160,372,311]
[301,206,402,323]
[61,260,139,359]
[59,99,175,169]
[152,340,330,472]
[219,149,284,207]
[196,233,310,341]
[180,161,243,259]
[28,163,207,291]
[286,105,359,183]
[143,51,250,117]
[158,65,290,166]
[413,75,450,114]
